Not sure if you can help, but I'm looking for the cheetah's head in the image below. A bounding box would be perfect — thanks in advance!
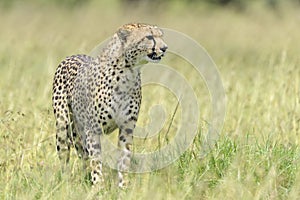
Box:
[117,23,168,65]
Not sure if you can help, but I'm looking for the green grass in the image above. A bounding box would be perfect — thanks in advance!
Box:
[0,1,300,199]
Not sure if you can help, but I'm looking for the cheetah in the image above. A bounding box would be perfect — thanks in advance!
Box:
[52,23,167,187]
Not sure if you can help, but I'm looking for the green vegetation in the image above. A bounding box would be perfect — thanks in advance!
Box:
[0,1,299,199]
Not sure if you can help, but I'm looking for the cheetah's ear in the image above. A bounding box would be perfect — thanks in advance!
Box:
[117,29,131,42]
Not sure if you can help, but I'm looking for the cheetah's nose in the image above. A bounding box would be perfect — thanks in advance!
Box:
[160,46,168,53]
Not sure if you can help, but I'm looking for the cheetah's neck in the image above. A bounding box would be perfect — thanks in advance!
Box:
[97,34,145,70]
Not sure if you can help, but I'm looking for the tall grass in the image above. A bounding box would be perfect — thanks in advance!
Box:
[0,1,299,199]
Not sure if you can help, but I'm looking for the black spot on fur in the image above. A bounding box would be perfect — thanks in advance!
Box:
[93,144,100,149]
[125,128,133,134]
[119,135,126,142]
[126,110,132,115]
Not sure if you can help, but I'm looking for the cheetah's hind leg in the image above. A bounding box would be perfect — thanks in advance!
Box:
[54,105,72,172]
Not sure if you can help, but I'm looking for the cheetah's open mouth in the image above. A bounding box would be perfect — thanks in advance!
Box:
[147,52,164,62]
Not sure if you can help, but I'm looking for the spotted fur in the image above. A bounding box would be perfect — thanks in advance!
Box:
[52,23,167,187]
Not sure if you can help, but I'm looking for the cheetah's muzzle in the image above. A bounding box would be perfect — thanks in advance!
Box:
[147,52,163,61]
[147,46,167,62]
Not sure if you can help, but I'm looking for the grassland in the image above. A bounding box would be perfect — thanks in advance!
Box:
[0,1,299,199]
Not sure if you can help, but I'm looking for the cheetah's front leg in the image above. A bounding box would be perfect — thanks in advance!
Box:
[117,127,134,188]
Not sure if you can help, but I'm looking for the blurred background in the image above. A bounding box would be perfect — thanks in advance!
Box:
[1,0,300,199]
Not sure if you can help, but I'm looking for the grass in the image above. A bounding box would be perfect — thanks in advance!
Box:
[0,1,300,199]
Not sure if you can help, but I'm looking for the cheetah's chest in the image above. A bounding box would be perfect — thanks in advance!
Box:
[92,67,142,133]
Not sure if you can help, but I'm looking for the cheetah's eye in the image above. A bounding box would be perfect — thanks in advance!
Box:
[145,35,154,40]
